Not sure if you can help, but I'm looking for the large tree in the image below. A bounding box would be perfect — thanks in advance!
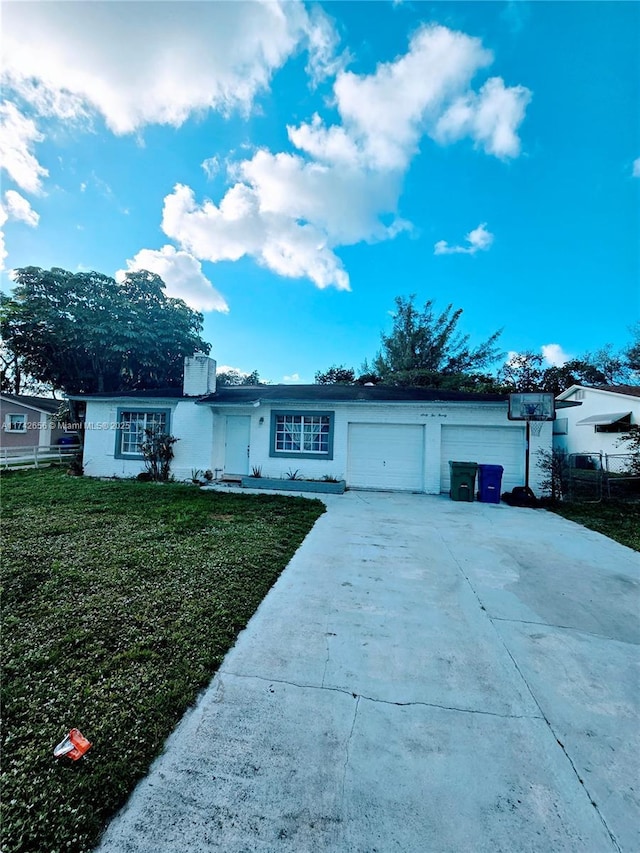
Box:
[0,267,210,395]
[370,295,503,387]
[498,352,545,392]
[625,324,640,377]
[315,364,356,384]
[498,342,636,396]
[216,369,263,386]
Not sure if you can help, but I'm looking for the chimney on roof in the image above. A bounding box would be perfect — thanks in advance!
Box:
[183,353,216,396]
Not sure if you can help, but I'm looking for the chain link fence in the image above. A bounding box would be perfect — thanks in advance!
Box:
[565,452,640,502]
[603,453,640,498]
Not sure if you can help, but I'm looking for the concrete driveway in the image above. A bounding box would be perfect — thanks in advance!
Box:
[97,491,639,853]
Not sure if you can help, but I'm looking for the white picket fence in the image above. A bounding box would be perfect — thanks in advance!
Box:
[0,443,81,469]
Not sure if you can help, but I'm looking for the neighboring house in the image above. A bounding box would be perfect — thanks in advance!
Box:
[76,355,554,494]
[554,385,640,458]
[0,394,68,450]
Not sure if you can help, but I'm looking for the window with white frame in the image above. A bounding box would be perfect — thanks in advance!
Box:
[4,413,27,432]
[270,412,333,459]
[116,409,169,458]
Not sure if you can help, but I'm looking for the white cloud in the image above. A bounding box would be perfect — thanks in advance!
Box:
[118,245,228,313]
[201,157,220,180]
[217,23,525,289]
[289,24,530,170]
[434,76,531,158]
[304,5,347,85]
[541,343,571,367]
[501,2,531,36]
[0,205,8,271]
[217,365,249,376]
[283,373,302,383]
[633,158,640,178]
[0,189,40,271]
[41,17,527,294]
[434,223,494,255]
[163,21,529,290]
[3,190,39,227]
[0,101,49,193]
[1,1,336,135]
[161,180,353,291]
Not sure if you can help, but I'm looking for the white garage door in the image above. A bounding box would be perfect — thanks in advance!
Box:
[347,423,424,491]
[440,425,525,493]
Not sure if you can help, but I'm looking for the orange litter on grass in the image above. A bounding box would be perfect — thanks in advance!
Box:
[54,729,92,760]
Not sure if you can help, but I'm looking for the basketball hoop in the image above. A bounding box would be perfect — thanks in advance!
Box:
[528,418,544,437]
[508,393,555,490]
[523,404,544,436]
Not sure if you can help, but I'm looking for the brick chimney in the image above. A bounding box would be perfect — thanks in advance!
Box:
[183,353,217,396]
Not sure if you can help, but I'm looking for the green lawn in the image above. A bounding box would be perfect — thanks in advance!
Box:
[548,499,640,552]
[1,469,324,853]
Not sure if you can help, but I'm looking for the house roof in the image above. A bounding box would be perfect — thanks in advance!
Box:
[597,385,640,398]
[0,394,62,414]
[70,384,510,404]
[68,387,186,401]
[198,384,509,405]
[556,384,640,401]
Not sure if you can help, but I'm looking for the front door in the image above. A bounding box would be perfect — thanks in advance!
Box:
[225,416,251,476]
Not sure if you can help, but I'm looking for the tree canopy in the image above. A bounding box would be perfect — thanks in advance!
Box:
[0,267,210,395]
[625,324,640,376]
[499,346,636,395]
[216,369,263,386]
[370,295,503,388]
[313,296,638,393]
[315,365,356,384]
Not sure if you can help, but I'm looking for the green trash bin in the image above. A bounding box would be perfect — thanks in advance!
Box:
[449,461,478,502]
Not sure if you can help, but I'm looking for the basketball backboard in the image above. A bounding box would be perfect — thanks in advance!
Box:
[508,392,555,421]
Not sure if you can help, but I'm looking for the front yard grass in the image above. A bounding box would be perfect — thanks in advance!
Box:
[548,498,640,552]
[1,468,324,853]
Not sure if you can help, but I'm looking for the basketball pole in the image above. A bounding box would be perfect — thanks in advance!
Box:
[525,419,531,490]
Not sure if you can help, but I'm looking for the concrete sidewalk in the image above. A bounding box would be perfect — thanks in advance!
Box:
[96,491,639,852]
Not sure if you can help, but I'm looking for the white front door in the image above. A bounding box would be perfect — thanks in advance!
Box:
[225,416,251,475]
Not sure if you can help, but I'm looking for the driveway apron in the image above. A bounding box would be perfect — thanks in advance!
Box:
[96,491,639,853]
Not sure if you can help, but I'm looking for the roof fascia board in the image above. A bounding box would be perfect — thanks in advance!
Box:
[73,396,184,405]
[556,385,639,402]
[199,398,507,408]
[0,396,59,415]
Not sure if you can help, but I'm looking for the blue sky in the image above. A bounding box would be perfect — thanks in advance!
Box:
[1,1,638,383]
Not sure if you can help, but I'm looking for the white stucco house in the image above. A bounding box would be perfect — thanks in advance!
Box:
[75,354,554,494]
[554,385,640,458]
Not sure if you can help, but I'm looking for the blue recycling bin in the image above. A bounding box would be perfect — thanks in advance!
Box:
[58,434,80,446]
[477,464,504,503]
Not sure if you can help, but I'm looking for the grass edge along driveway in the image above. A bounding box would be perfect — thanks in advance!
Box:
[1,469,324,853]
[548,498,640,552]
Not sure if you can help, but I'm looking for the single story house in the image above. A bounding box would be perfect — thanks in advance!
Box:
[554,385,639,459]
[0,394,69,450]
[77,355,553,495]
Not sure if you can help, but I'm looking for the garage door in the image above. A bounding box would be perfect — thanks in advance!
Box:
[347,423,424,491]
[440,425,525,493]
